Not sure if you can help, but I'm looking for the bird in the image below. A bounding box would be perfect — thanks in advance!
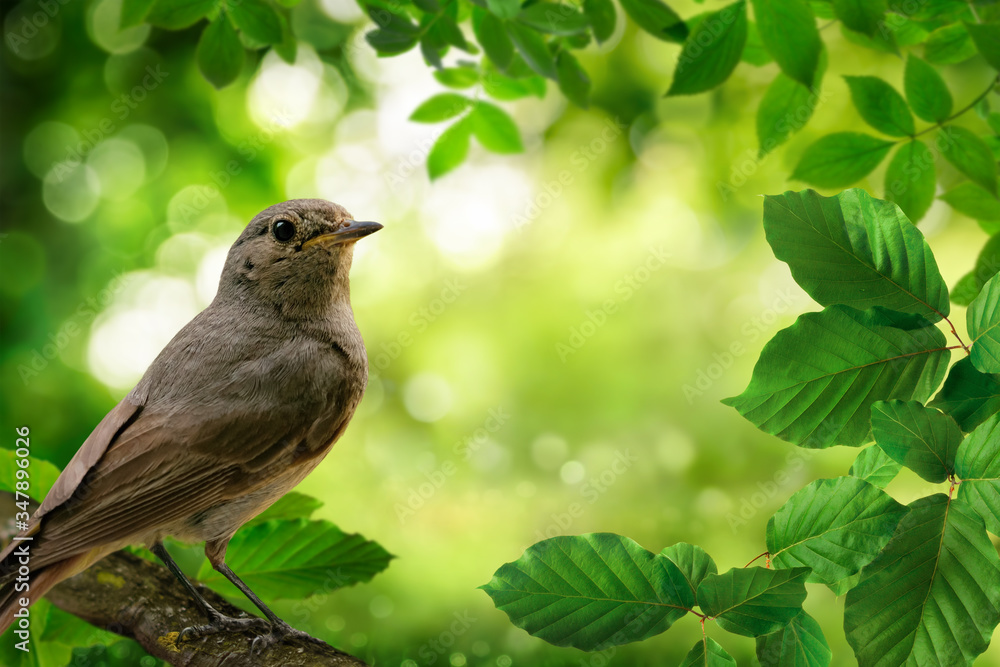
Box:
[0,199,382,651]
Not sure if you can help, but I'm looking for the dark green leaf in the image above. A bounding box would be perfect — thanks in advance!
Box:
[965,21,1000,70]
[197,13,244,89]
[619,0,687,43]
[752,0,821,88]
[940,125,999,195]
[146,0,218,29]
[273,11,296,63]
[871,400,962,482]
[480,534,693,650]
[844,495,1000,667]
[228,0,283,44]
[849,446,902,488]
[924,23,977,64]
[473,7,514,68]
[885,140,935,222]
[956,414,1000,534]
[951,271,979,306]
[931,357,1000,431]
[904,55,952,122]
[844,75,915,136]
[762,188,950,321]
[755,611,832,667]
[197,518,393,600]
[791,133,894,188]
[958,232,1000,305]
[681,637,737,667]
[506,22,557,78]
[434,67,480,89]
[366,28,420,55]
[756,73,816,155]
[427,116,472,179]
[940,181,1000,220]
[517,3,590,34]
[667,1,747,97]
[121,0,157,27]
[767,477,907,585]
[556,51,590,107]
[486,0,521,20]
[969,273,1000,372]
[660,542,718,601]
[697,566,809,637]
[583,0,616,42]
[723,305,951,448]
[470,102,523,153]
[245,492,322,528]
[832,0,886,35]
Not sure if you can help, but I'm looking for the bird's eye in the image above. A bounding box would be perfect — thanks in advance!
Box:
[272,219,296,242]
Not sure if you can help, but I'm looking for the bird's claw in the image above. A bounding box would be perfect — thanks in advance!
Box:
[250,620,323,654]
[179,614,271,642]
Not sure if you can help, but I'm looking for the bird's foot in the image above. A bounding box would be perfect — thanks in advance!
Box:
[179,612,271,642]
[251,619,326,654]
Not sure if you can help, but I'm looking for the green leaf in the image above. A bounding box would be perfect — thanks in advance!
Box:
[742,21,773,65]
[0,601,72,667]
[870,400,962,482]
[245,491,322,528]
[844,75,915,137]
[963,232,1000,303]
[0,448,61,503]
[755,611,832,667]
[840,22,897,55]
[619,0,688,43]
[506,22,557,79]
[849,445,901,488]
[473,8,514,69]
[409,93,471,123]
[197,518,392,600]
[433,67,479,89]
[762,188,950,321]
[146,0,218,29]
[939,125,999,195]
[884,140,935,222]
[965,22,1000,70]
[924,23,977,65]
[697,566,809,637]
[903,55,952,122]
[931,357,1000,432]
[517,3,589,35]
[483,67,546,100]
[470,102,524,153]
[555,51,590,108]
[41,603,121,647]
[366,28,419,55]
[831,0,885,35]
[196,13,244,89]
[951,271,979,307]
[723,305,951,448]
[273,11,296,63]
[228,0,282,44]
[969,273,1000,372]
[767,477,907,586]
[791,133,893,188]
[486,0,521,20]
[667,1,747,97]
[752,0,821,88]
[121,0,157,27]
[756,73,816,155]
[955,414,1000,534]
[940,181,1000,221]
[681,637,737,667]
[660,542,718,601]
[844,494,1000,667]
[480,534,692,650]
[583,0,616,43]
[427,116,472,180]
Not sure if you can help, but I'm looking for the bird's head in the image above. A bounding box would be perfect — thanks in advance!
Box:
[218,199,382,316]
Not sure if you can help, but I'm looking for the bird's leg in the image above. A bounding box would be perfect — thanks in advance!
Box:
[149,542,269,641]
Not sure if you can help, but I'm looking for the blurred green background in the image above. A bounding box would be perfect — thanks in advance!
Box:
[0,0,993,665]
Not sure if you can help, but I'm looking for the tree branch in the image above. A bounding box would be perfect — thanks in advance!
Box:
[45,550,369,667]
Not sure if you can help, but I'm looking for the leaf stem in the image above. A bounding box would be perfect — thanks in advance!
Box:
[744,551,769,568]
[911,75,998,140]
[942,316,972,354]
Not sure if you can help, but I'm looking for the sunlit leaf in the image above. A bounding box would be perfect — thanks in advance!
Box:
[844,495,1000,667]
[939,125,998,195]
[619,0,687,43]
[681,637,737,667]
[752,0,821,88]
[555,51,590,108]
[969,273,1000,372]
[486,0,520,20]
[480,533,693,650]
[228,0,282,44]
[904,55,952,122]
[146,0,218,29]
[884,140,935,222]
[723,305,951,448]
[506,22,557,78]
[697,566,809,637]
[871,400,962,482]
[410,93,471,123]
[767,476,906,585]
[196,13,244,89]
[470,102,524,153]
[0,448,61,503]
[755,611,832,667]
[791,133,893,188]
[517,3,590,35]
[427,116,472,179]
[762,188,950,321]
[844,75,914,137]
[667,1,747,96]
[924,23,977,65]
[955,414,1000,534]
[849,445,901,488]
[756,73,818,155]
[473,8,514,69]
[940,181,1000,221]
[742,21,773,65]
[245,491,323,528]
[121,0,157,27]
[434,67,479,89]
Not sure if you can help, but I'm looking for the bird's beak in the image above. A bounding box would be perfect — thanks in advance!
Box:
[303,220,383,249]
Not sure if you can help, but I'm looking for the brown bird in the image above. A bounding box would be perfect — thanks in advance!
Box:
[0,199,381,651]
